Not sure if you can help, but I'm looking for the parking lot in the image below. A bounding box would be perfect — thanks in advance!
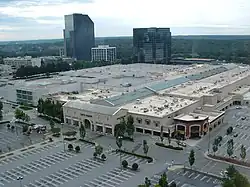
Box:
[211,107,250,160]
[0,123,44,154]
[150,168,222,187]
[0,139,151,187]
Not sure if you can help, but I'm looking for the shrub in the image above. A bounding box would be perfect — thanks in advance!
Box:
[11,126,15,130]
[101,154,107,160]
[122,136,134,142]
[79,138,95,145]
[117,149,153,163]
[75,146,80,153]
[132,163,139,171]
[155,142,183,150]
[68,144,73,151]
[7,124,10,128]
[93,152,97,158]
[52,133,60,137]
[64,137,77,141]
[122,160,128,168]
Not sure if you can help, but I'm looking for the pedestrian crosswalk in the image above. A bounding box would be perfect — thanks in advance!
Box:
[150,169,222,187]
[107,150,148,164]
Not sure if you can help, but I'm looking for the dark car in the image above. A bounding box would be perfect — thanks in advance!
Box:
[234,133,238,137]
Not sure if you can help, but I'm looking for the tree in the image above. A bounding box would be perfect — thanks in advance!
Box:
[122,160,128,168]
[15,108,23,120]
[79,123,86,139]
[189,150,195,169]
[75,146,80,153]
[115,119,126,137]
[167,128,171,145]
[240,145,246,160]
[222,165,250,187]
[160,126,164,143]
[0,101,3,111]
[37,98,44,114]
[144,177,151,187]
[116,136,123,169]
[126,115,135,138]
[143,140,149,156]
[68,144,73,151]
[132,163,139,171]
[24,114,30,122]
[227,139,234,157]
[212,144,218,155]
[158,172,168,187]
[49,120,55,130]
[101,153,107,160]
[95,144,103,155]
[0,101,3,119]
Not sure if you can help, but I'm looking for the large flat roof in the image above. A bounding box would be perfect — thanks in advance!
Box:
[123,95,198,117]
[46,89,120,103]
[63,100,124,115]
[165,66,250,98]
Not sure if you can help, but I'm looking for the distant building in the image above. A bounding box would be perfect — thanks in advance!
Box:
[133,27,171,64]
[63,13,95,61]
[3,56,41,68]
[91,45,116,62]
[59,47,65,57]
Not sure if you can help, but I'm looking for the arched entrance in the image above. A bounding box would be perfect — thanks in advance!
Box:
[190,125,200,139]
[176,125,186,140]
[84,119,91,129]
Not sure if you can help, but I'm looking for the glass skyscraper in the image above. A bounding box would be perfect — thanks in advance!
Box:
[63,14,95,61]
[133,27,171,64]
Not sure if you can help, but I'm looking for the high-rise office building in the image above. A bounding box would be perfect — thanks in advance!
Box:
[133,27,171,64]
[91,45,116,62]
[63,14,95,61]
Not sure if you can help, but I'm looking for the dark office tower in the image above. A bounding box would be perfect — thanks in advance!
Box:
[63,14,94,61]
[133,27,171,64]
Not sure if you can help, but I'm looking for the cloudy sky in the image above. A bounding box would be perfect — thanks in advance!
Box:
[0,0,250,41]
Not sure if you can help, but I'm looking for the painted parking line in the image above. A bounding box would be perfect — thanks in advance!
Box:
[206,177,212,183]
[194,174,200,179]
[188,173,195,178]
[200,176,207,181]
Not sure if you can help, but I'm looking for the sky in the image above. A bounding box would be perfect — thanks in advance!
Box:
[0,0,250,41]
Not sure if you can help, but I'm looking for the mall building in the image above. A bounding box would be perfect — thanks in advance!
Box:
[61,63,250,139]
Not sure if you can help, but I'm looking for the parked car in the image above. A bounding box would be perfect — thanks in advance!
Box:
[178,142,187,147]
[233,133,238,137]
[33,125,46,131]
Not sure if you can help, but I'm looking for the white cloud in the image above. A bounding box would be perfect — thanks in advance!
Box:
[0,0,250,40]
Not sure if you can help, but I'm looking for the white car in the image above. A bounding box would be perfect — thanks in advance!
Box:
[220,170,228,177]
[33,125,46,130]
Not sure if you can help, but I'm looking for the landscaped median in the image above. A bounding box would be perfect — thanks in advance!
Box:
[207,154,250,168]
[79,138,96,145]
[116,149,154,163]
[155,142,184,150]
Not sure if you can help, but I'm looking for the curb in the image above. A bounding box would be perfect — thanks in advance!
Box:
[184,167,223,180]
[204,151,250,170]
[0,139,61,161]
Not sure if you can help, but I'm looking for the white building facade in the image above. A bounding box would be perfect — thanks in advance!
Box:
[91,45,116,62]
[3,56,41,68]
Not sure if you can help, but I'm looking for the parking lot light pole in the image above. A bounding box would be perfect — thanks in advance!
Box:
[61,123,65,152]
[17,176,23,187]
[207,121,211,154]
